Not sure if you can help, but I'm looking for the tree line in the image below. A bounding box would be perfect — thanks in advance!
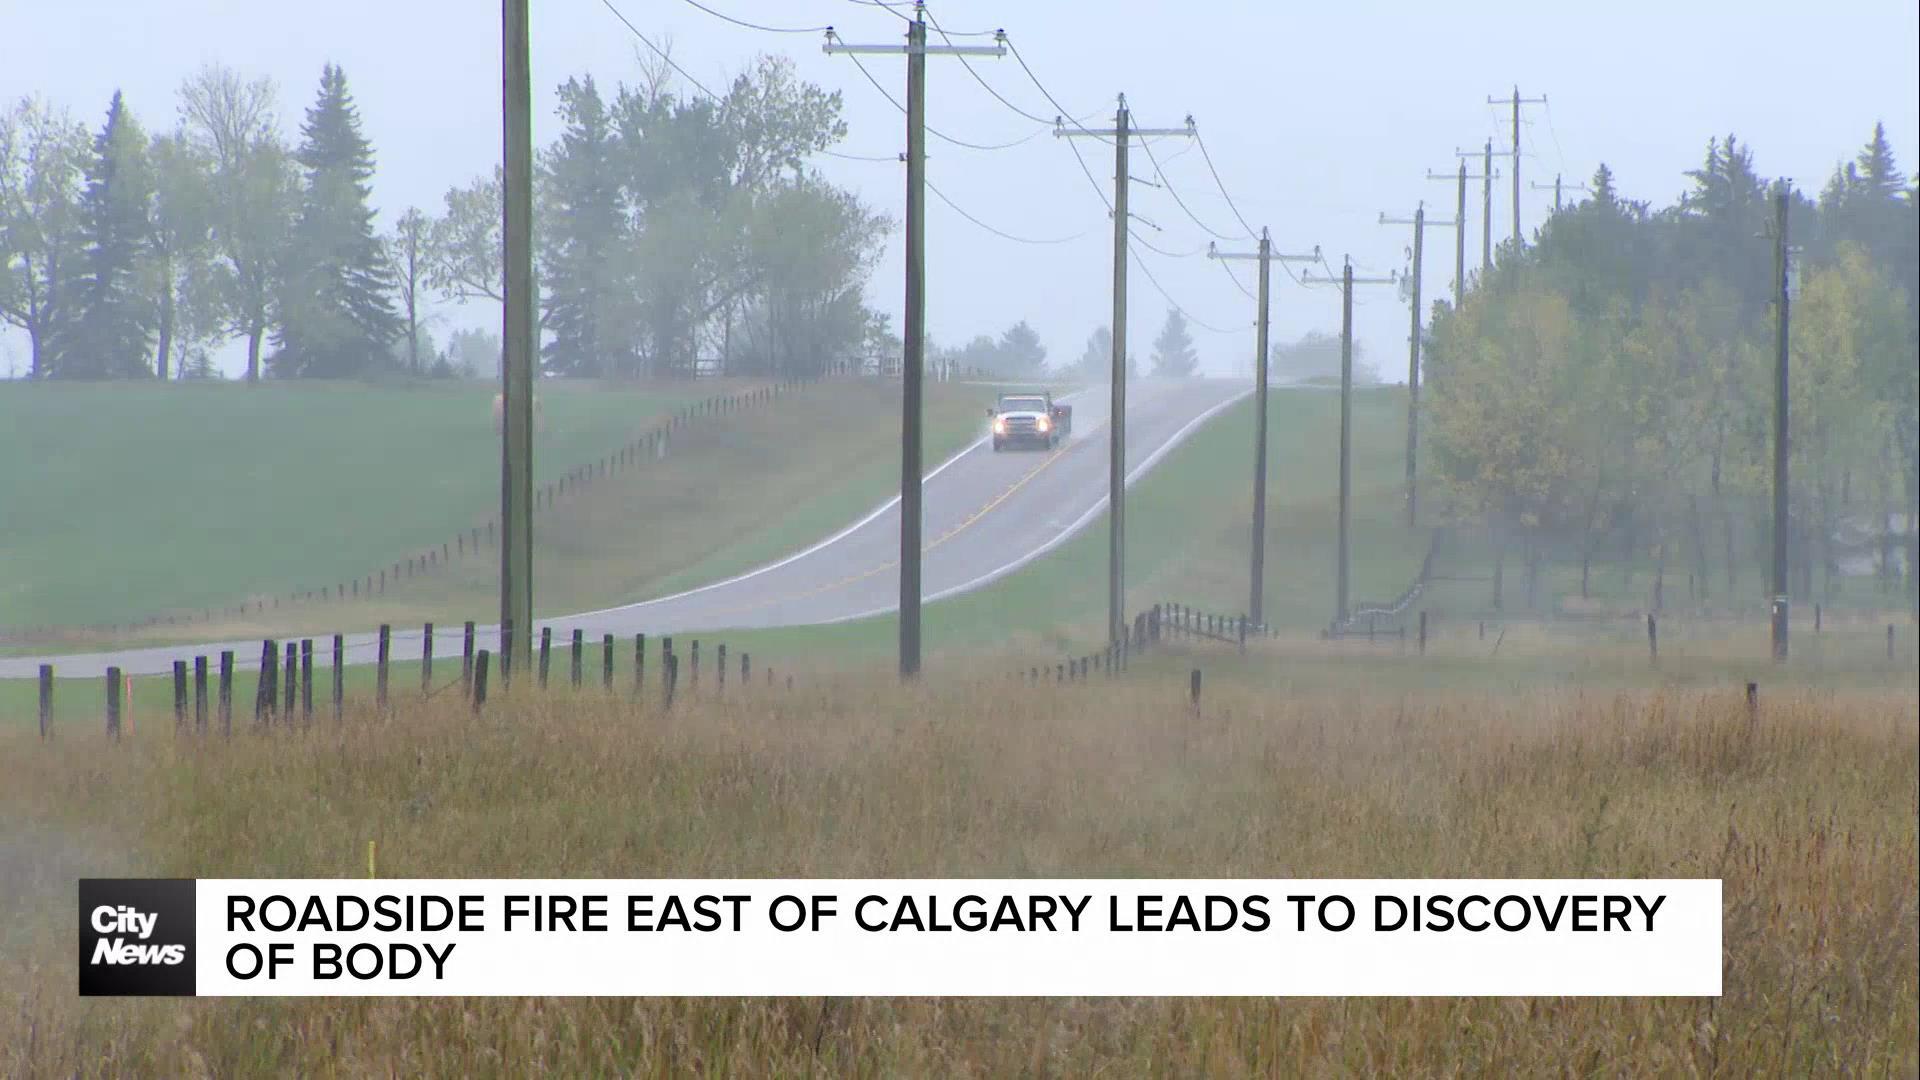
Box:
[0,55,891,382]
[1425,125,1919,607]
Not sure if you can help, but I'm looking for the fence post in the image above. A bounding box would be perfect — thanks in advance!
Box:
[741,652,750,684]
[717,644,727,690]
[38,664,53,739]
[283,642,297,717]
[1814,603,1821,633]
[376,624,391,710]
[300,639,314,724]
[1745,681,1758,721]
[571,629,584,689]
[422,622,435,692]
[691,640,701,691]
[1418,611,1428,655]
[173,660,188,731]
[332,634,344,721]
[1189,668,1202,712]
[635,634,646,697]
[664,654,678,708]
[1478,620,1485,641]
[540,627,553,688]
[258,639,277,724]
[1890,624,1897,661]
[194,656,208,733]
[464,622,478,694]
[219,651,233,737]
[473,650,490,713]
[603,633,614,691]
[1646,613,1658,664]
[1238,616,1247,654]
[106,667,122,740]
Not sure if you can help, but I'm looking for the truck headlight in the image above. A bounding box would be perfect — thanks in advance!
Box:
[1036,416,1051,432]
[993,418,1006,434]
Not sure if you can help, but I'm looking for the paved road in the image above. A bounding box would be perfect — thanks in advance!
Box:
[3,378,1251,678]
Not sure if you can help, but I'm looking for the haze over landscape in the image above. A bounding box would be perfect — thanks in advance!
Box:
[6,0,1914,377]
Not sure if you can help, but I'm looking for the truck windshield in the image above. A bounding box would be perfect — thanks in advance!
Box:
[998,397,1047,413]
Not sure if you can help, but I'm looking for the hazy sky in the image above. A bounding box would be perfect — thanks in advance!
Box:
[6,0,1917,380]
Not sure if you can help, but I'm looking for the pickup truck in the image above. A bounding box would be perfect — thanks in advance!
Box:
[988,391,1072,452]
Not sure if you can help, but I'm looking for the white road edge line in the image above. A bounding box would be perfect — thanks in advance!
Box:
[819,384,1256,625]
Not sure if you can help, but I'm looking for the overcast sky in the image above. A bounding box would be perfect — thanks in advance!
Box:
[6,0,1917,380]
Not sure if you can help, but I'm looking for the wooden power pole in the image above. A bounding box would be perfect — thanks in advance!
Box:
[825,12,1004,678]
[1380,204,1457,528]
[1057,97,1195,643]
[1428,160,1487,308]
[1209,232,1320,624]
[1771,184,1792,662]
[500,0,534,675]
[1303,258,1397,628]
[1489,87,1546,247]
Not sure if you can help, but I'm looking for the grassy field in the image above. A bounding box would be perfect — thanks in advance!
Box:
[2,661,1913,1074]
[0,379,718,630]
[2,378,995,647]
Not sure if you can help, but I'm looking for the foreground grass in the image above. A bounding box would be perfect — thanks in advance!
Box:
[3,672,1914,1075]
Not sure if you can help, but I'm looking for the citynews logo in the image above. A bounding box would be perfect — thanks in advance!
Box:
[78,879,197,996]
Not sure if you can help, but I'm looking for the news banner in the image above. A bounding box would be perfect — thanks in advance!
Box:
[81,878,1721,997]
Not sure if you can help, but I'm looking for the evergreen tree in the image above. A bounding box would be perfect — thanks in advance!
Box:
[57,90,156,378]
[996,319,1046,375]
[1149,307,1199,376]
[273,64,398,377]
[1069,326,1111,379]
[540,75,628,376]
[1856,122,1905,200]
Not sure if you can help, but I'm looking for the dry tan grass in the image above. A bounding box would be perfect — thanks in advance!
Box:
[2,673,1915,1077]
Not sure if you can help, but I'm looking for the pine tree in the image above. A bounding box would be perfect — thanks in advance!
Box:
[55,91,156,378]
[1855,122,1905,201]
[541,75,628,376]
[273,64,399,377]
[1150,307,1198,376]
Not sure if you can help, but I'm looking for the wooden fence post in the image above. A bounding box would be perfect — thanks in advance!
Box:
[422,622,435,692]
[634,634,646,697]
[376,624,391,710]
[173,660,188,731]
[463,622,477,694]
[664,654,679,708]
[539,627,552,688]
[691,640,701,691]
[194,656,208,733]
[106,667,122,740]
[717,644,727,690]
[299,640,313,723]
[1890,624,1897,661]
[603,633,614,691]
[473,650,490,713]
[39,664,54,739]
[283,642,297,717]
[1418,611,1428,655]
[570,629,584,688]
[332,635,344,721]
[1745,681,1758,721]
[218,651,234,737]
[741,652,750,684]
[1647,613,1658,664]
[1189,668,1202,712]
[257,639,277,724]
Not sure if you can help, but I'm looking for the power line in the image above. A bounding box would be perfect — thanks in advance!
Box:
[1193,131,1259,240]
[674,0,828,33]
[849,0,998,36]
[842,49,1044,151]
[1137,134,1237,242]
[921,10,1055,127]
[1128,226,1204,259]
[1129,246,1237,334]
[928,177,1091,244]
[1003,35,1110,144]
[1064,135,1114,212]
[1218,258,1257,301]
[598,0,892,162]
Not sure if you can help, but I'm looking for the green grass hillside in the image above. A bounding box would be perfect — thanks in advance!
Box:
[0,378,993,644]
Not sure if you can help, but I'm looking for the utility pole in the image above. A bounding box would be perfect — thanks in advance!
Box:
[1209,233,1320,624]
[1427,160,1490,307]
[1057,97,1195,644]
[1380,204,1457,528]
[825,12,1004,678]
[1770,184,1792,662]
[500,0,534,675]
[1489,87,1546,246]
[1455,142,1499,275]
[1532,175,1591,214]
[1302,258,1397,628]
